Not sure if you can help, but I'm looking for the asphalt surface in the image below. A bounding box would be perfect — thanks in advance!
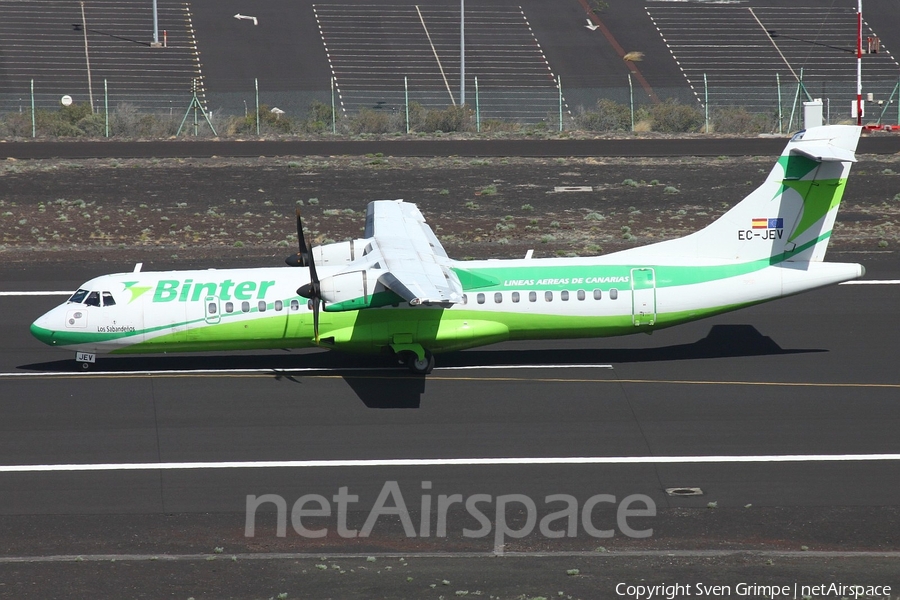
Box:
[0,135,898,160]
[1,253,899,597]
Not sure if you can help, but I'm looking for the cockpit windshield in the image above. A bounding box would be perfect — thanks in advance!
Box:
[67,288,116,307]
[68,289,89,303]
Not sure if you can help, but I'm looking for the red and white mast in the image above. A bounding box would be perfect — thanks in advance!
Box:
[856,0,863,125]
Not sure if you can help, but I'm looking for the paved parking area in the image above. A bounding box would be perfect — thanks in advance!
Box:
[646,1,900,121]
[313,2,567,123]
[0,0,203,113]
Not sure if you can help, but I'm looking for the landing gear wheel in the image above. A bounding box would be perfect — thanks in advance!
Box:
[406,351,435,375]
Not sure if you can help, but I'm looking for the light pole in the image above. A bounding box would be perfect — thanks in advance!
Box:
[151,0,161,47]
[856,0,863,125]
[460,0,465,106]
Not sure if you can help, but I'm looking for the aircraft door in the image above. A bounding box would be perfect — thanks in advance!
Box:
[630,268,656,326]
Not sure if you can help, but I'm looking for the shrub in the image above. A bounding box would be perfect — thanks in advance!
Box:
[350,108,392,134]
[59,102,93,124]
[403,101,426,132]
[1,112,33,137]
[257,104,294,133]
[650,99,703,133]
[111,104,178,137]
[76,113,107,136]
[577,98,631,131]
[424,105,472,133]
[302,100,334,133]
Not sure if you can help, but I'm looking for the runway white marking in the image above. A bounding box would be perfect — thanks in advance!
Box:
[839,280,900,285]
[2,453,898,473]
[0,291,71,296]
[0,364,614,378]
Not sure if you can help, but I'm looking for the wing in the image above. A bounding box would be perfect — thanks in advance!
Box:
[364,200,462,305]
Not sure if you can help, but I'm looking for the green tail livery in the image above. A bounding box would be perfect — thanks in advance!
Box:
[31,125,865,374]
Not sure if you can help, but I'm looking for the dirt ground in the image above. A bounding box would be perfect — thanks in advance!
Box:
[1,153,898,268]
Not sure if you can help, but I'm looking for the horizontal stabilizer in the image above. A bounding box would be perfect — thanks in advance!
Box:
[791,145,856,163]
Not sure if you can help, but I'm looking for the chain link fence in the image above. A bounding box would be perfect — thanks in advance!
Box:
[3,75,899,138]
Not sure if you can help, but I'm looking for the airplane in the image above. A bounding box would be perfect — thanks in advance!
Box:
[31,125,864,374]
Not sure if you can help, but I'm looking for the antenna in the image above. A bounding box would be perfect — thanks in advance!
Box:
[176,78,217,137]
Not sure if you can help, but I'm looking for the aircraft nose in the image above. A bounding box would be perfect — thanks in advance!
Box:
[30,311,58,346]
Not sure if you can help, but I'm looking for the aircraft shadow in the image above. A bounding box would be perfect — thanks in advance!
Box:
[18,325,821,409]
[441,324,825,367]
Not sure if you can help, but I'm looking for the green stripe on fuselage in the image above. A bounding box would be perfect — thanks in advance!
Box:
[110,300,758,355]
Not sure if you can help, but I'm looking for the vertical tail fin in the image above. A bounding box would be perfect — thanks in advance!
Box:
[627,125,860,262]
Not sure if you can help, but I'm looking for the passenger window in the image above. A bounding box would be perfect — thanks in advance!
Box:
[462,294,468,305]
[308,299,314,310]
[593,289,602,300]
[512,292,520,303]
[225,302,234,313]
[207,302,217,315]
[529,291,537,302]
[68,289,88,304]
[494,292,502,304]
[85,291,100,307]
[544,291,553,302]
[241,301,250,313]
[610,288,619,300]
[290,299,300,311]
[577,289,586,301]
[275,300,283,311]
[258,300,267,312]
[101,291,116,306]
[560,290,569,301]
[477,293,485,304]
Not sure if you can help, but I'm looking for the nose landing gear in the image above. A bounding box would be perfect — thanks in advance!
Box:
[75,351,96,371]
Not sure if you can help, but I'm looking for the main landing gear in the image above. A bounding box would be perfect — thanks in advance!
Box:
[390,343,435,375]
[405,350,435,375]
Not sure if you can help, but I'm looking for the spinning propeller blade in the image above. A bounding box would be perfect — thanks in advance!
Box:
[294,210,321,343]
[285,209,311,267]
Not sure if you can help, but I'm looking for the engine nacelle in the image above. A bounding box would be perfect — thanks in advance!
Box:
[312,239,369,266]
[320,269,402,312]
[319,270,371,312]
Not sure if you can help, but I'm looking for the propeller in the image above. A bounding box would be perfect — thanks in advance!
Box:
[293,210,321,343]
[285,209,310,267]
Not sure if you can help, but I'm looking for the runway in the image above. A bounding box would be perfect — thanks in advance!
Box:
[2,256,898,517]
[2,256,899,594]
